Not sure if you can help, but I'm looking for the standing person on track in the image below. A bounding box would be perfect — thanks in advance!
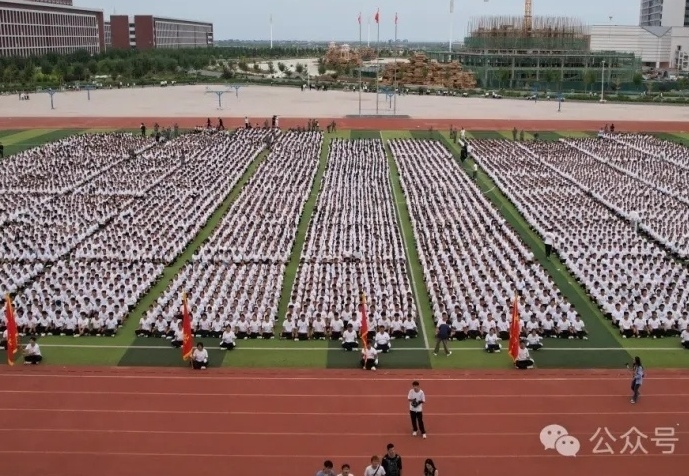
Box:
[337,464,354,476]
[381,443,402,476]
[316,460,336,476]
[408,381,427,439]
[363,456,386,476]
[627,356,645,404]
[423,459,438,476]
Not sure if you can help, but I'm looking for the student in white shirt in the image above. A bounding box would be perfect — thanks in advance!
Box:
[281,316,295,340]
[514,342,534,369]
[312,316,327,340]
[295,315,310,341]
[220,326,236,350]
[0,329,7,350]
[104,315,118,337]
[571,316,588,340]
[525,330,543,351]
[23,338,43,365]
[360,343,378,370]
[374,327,392,353]
[544,229,554,258]
[235,316,250,339]
[341,323,359,352]
[191,342,209,370]
[260,317,275,339]
[329,315,344,340]
[408,380,427,438]
[681,325,689,350]
[171,323,184,348]
[337,463,353,476]
[403,315,418,339]
[363,456,386,476]
[484,328,501,353]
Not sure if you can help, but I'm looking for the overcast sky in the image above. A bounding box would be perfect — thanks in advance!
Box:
[77,0,639,41]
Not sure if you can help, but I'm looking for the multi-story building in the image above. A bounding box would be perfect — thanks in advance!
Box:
[0,0,105,57]
[639,0,689,28]
[109,15,213,50]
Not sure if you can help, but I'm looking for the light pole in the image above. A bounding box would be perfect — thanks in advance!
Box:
[600,60,606,102]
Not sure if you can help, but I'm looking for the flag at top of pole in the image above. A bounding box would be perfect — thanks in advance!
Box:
[395,12,398,24]
[358,12,362,24]
[374,8,380,24]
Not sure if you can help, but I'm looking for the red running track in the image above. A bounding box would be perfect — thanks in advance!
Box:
[0,367,687,476]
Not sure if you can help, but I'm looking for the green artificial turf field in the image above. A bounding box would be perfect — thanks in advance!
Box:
[2,128,688,370]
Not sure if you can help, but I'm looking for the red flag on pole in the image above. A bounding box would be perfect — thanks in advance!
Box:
[358,12,362,24]
[181,293,194,361]
[508,293,521,361]
[395,12,398,25]
[4,294,19,366]
[374,9,380,24]
[359,292,369,347]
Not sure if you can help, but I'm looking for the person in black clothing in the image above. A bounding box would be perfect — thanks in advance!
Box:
[433,320,452,356]
[140,123,146,137]
[0,142,4,158]
[382,443,402,476]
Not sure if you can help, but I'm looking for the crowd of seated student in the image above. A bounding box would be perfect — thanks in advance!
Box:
[144,132,323,347]
[286,139,420,349]
[469,139,689,348]
[388,139,585,341]
[610,133,689,171]
[527,140,689,258]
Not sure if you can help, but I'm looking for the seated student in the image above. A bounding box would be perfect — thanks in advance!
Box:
[554,315,570,339]
[103,314,118,337]
[451,317,468,341]
[220,326,236,350]
[632,312,648,338]
[152,316,168,338]
[361,343,379,371]
[312,315,327,340]
[466,316,482,340]
[77,314,90,337]
[135,315,153,337]
[374,326,392,353]
[329,314,344,340]
[191,342,208,370]
[681,325,689,350]
[514,341,534,370]
[23,337,43,365]
[171,323,184,348]
[260,316,275,339]
[36,313,50,336]
[525,329,543,350]
[196,315,212,338]
[647,315,664,339]
[63,312,77,337]
[484,328,501,353]
[389,315,405,339]
[541,314,556,338]
[619,315,634,339]
[52,313,65,336]
[341,323,359,351]
[295,315,310,341]
[235,315,250,340]
[571,316,588,340]
[404,315,418,339]
[210,316,224,339]
[247,316,261,339]
[496,316,510,341]
[281,315,295,340]
[0,328,7,349]
[91,315,105,336]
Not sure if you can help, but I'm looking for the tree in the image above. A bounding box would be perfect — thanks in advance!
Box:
[268,61,276,74]
[87,59,98,76]
[583,70,596,93]
[543,69,558,91]
[497,69,511,89]
[295,62,305,74]
[318,63,326,75]
[252,62,261,73]
[40,61,53,76]
[632,73,643,89]
[277,62,286,73]
[237,60,249,72]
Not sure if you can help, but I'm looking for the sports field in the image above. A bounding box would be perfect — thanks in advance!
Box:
[3,127,689,371]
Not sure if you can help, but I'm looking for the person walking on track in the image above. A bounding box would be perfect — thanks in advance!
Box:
[408,380,427,438]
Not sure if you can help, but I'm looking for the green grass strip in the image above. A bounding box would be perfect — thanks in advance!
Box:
[436,132,629,369]
[2,129,84,157]
[0,130,24,139]
[351,130,382,140]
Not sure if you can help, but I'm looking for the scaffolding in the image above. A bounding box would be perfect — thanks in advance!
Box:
[465,15,589,51]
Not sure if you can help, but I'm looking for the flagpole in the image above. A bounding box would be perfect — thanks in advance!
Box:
[393,13,398,115]
[376,9,380,116]
[358,13,362,116]
[449,0,454,52]
[367,18,370,47]
[270,14,273,49]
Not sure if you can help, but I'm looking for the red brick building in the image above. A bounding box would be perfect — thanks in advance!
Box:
[0,0,104,57]
[109,15,213,50]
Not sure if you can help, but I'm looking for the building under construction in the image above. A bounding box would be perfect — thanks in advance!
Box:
[429,13,641,91]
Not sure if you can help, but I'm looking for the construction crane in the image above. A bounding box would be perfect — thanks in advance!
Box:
[524,0,533,33]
